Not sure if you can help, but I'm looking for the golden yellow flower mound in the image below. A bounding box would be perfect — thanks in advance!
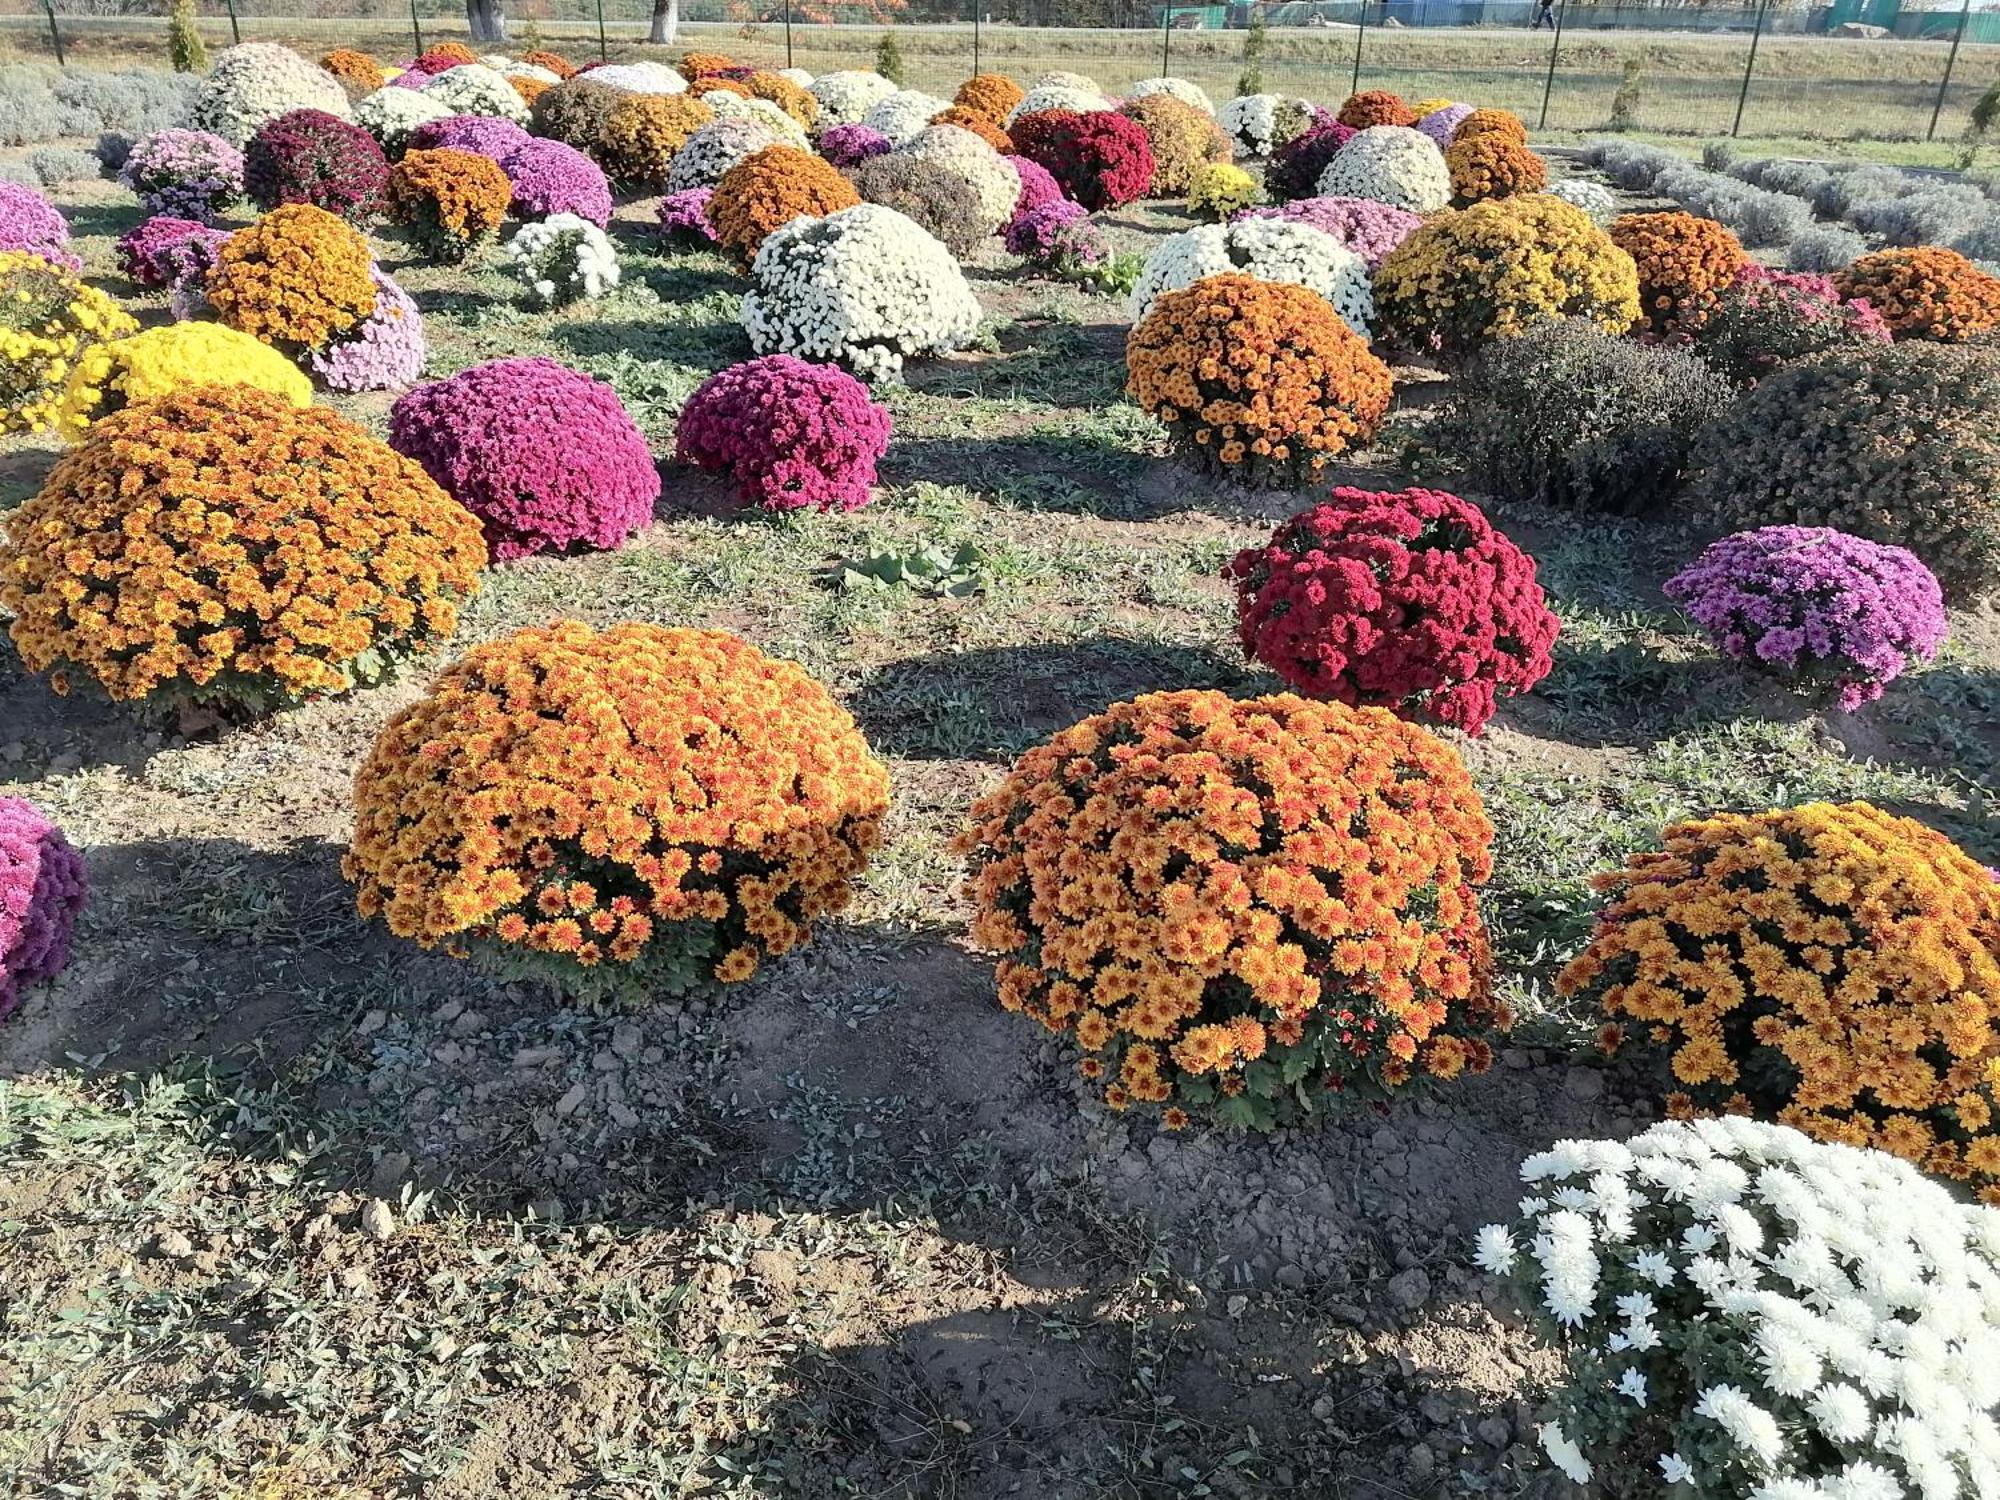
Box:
[955,689,1505,1129]
[59,322,311,436]
[204,203,375,355]
[511,76,551,107]
[1609,209,1748,339]
[1451,107,1528,146]
[709,144,860,264]
[344,621,890,1002]
[1127,273,1393,488]
[744,70,817,128]
[0,384,485,716]
[955,73,1025,124]
[1120,93,1230,196]
[1187,161,1258,219]
[389,147,512,263]
[1373,195,1639,364]
[598,93,715,191]
[1560,801,2000,1202]
[319,48,385,94]
[0,250,136,437]
[1445,134,1547,204]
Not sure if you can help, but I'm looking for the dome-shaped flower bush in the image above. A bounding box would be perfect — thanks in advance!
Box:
[407,112,531,161]
[897,123,1021,227]
[1004,152,1063,222]
[955,689,1503,1128]
[1414,101,1473,147]
[320,48,387,95]
[1689,264,1890,384]
[0,384,483,713]
[1005,83,1109,128]
[306,267,425,391]
[928,104,1012,153]
[655,186,718,246]
[810,70,899,128]
[1187,161,1259,219]
[1373,196,1640,362]
[862,89,950,146]
[676,50,738,83]
[739,70,816,128]
[506,213,620,307]
[1234,194,1422,269]
[1263,120,1354,203]
[243,108,390,221]
[521,49,577,80]
[1561,801,2000,1197]
[1119,94,1229,196]
[1315,125,1450,213]
[0,183,77,271]
[664,115,782,193]
[1834,246,2000,342]
[1451,107,1526,146]
[1016,110,1154,210]
[1217,93,1313,156]
[59,321,311,433]
[1007,108,1076,169]
[848,153,990,260]
[1127,274,1392,487]
[527,76,627,155]
[1126,76,1212,115]
[676,353,892,514]
[818,123,892,169]
[2,252,137,435]
[1128,218,1372,334]
[0,798,87,1024]
[420,63,530,124]
[954,72,1025,124]
[1444,133,1546,204]
[587,60,689,96]
[1336,90,1415,129]
[389,357,658,560]
[353,84,454,157]
[709,143,860,263]
[1666,525,1946,710]
[598,92,714,190]
[1475,1118,2000,1495]
[1226,487,1559,735]
[414,42,476,71]
[206,202,376,354]
[115,215,225,288]
[741,204,982,381]
[119,128,244,221]
[1543,174,1616,220]
[191,42,354,146]
[388,147,510,262]
[345,620,890,1000]
[1609,209,1749,339]
[1685,341,2000,600]
[498,137,611,227]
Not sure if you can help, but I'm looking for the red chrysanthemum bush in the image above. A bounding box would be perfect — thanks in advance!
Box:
[708,144,860,263]
[1444,133,1546,204]
[345,620,890,1002]
[955,689,1505,1129]
[1834,246,2000,342]
[1609,210,1750,339]
[415,42,477,71]
[1018,110,1154,210]
[1127,274,1393,487]
[1337,90,1415,129]
[1225,487,1560,736]
[1007,108,1076,172]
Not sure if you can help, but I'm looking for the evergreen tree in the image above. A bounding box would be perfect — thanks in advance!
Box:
[168,0,208,74]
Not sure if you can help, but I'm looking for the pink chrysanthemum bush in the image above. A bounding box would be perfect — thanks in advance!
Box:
[1225,487,1560,735]
[0,797,88,1023]
[675,355,893,514]
[389,357,660,560]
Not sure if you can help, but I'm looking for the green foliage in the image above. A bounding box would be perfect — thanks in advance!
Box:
[1609,58,1641,131]
[875,30,905,86]
[837,541,989,598]
[1236,7,1267,97]
[167,0,207,75]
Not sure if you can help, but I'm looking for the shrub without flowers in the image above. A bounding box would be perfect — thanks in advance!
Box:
[1128,218,1372,334]
[848,153,991,259]
[507,213,620,306]
[243,108,389,221]
[119,128,244,221]
[0,798,87,1024]
[1,251,137,435]
[676,354,892,514]
[956,689,1505,1129]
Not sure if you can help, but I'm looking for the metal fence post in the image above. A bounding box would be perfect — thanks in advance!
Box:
[1731,0,1769,137]
[972,0,981,79]
[1350,0,1368,96]
[408,0,422,59]
[1926,0,1972,141]
[594,0,607,60]
[782,0,793,68]
[1537,0,1568,129]
[1161,7,1171,78]
[41,0,63,65]
[224,0,241,45]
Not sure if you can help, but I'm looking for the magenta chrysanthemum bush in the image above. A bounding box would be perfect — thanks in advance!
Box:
[0,797,87,1024]
[1234,194,1424,269]
[115,216,223,288]
[244,109,391,221]
[119,128,246,223]
[818,124,892,169]
[0,182,80,271]
[656,187,719,245]
[1003,153,1065,222]
[1664,525,1948,711]
[409,114,532,161]
[389,357,659,560]
[308,268,426,392]
[675,354,893,514]
[1263,122,1354,203]
[499,139,612,228]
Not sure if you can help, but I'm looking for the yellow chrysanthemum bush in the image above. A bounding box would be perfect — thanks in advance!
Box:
[0,250,136,436]
[388,147,512,263]
[708,144,860,264]
[1372,196,1640,364]
[1608,209,1748,340]
[344,621,890,1003]
[1560,801,2000,1202]
[204,203,375,356]
[58,322,310,435]
[1127,273,1393,488]
[956,690,1505,1129]
[1120,93,1229,196]
[744,70,817,128]
[0,384,485,718]
[1187,160,1259,219]
[597,93,714,191]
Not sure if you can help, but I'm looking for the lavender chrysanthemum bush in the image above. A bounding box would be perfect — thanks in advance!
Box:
[1004,199,1113,284]
[1665,525,1948,711]
[408,113,532,161]
[1233,194,1423,268]
[115,215,223,288]
[0,797,88,1023]
[0,181,79,270]
[655,187,717,245]
[119,128,245,222]
[307,267,426,391]
[817,123,892,169]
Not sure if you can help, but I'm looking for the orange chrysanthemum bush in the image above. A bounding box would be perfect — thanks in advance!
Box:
[1126,274,1394,487]
[1336,89,1415,129]
[344,621,891,1003]
[0,385,485,718]
[677,50,738,83]
[1559,801,2000,1201]
[204,202,375,356]
[597,93,714,191]
[522,49,577,80]
[511,76,551,108]
[1608,209,1749,340]
[388,147,511,262]
[1834,246,2000,342]
[709,144,860,263]
[319,48,386,95]
[954,73,1024,124]
[1444,133,1546,204]
[955,690,1505,1129]
[1450,107,1527,146]
[929,104,1012,153]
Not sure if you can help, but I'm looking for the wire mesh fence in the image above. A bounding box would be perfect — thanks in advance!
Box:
[3,0,1996,143]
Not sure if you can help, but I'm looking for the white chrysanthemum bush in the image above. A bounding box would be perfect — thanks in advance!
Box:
[584,61,687,95]
[664,117,783,192]
[1318,126,1452,213]
[1127,219,1373,335]
[190,42,354,145]
[1217,93,1313,156]
[507,213,620,307]
[862,89,950,145]
[809,70,899,127]
[700,91,811,149]
[1127,76,1214,115]
[897,124,1020,228]
[1475,1118,2000,1500]
[1007,83,1111,126]
[740,203,982,382]
[1546,177,1619,221]
[353,86,453,155]
[421,63,530,124]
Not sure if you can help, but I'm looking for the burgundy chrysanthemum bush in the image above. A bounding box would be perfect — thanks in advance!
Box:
[1225,487,1561,735]
[1019,111,1155,211]
[1664,526,1948,711]
[1233,195,1424,269]
[499,139,612,228]
[244,109,391,221]
[676,354,893,514]
[0,797,88,1024]
[1263,121,1354,203]
[409,114,532,161]
[817,123,892,169]
[116,215,225,288]
[656,187,718,245]
[388,357,660,560]
[0,182,79,271]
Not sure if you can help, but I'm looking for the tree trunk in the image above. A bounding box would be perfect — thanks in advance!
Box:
[649,0,679,44]
[466,0,508,43]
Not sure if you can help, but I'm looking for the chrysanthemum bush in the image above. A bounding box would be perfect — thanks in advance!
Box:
[1126,76,1213,115]
[1119,93,1229,196]
[708,143,859,263]
[1665,526,1946,711]
[1545,175,1617,220]
[190,42,353,146]
[1006,84,1108,129]
[115,215,222,288]
[497,137,610,226]
[0,182,78,270]
[587,60,689,96]
[1003,200,1123,287]
[862,89,950,146]
[1127,273,1392,487]
[1609,210,1750,340]
[243,107,390,221]
[1689,265,1889,385]
[1263,121,1354,203]
[955,689,1505,1128]
[352,85,453,157]
[526,77,626,156]
[1562,800,2000,1198]
[420,63,529,125]
[1474,1116,2000,1499]
[1217,93,1313,156]
[0,384,484,715]
[344,620,890,1002]
[1127,218,1372,336]
[306,267,425,391]
[1451,107,1526,146]
[1414,101,1473,146]
[1234,195,1422,269]
[928,104,1012,153]
[1226,487,1559,736]
[953,72,1025,125]
[1315,126,1451,213]
[810,70,898,127]
[664,116,781,193]
[58,321,311,433]
[817,123,891,169]
[2,251,136,436]
[0,797,87,1025]
[676,353,892,514]
[1004,152,1063,220]
[388,146,510,262]
[205,202,375,354]
[848,153,989,261]
[407,113,530,162]
[1444,133,1546,204]
[1337,90,1415,129]
[896,123,1021,228]
[319,48,385,95]
[597,93,714,190]
[1187,161,1260,218]
[119,128,244,221]
[1833,246,2000,342]
[1373,196,1641,363]
[655,186,717,245]
[1017,109,1154,211]
[506,213,619,306]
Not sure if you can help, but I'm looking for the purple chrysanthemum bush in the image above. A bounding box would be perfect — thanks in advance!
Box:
[409,114,533,162]
[0,798,88,1024]
[389,356,659,560]
[119,128,245,222]
[676,354,893,514]
[1003,200,1114,283]
[817,124,892,169]
[0,182,80,271]
[1665,526,1947,711]
[307,267,426,391]
[655,187,718,245]
[499,139,612,228]
[115,216,225,289]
